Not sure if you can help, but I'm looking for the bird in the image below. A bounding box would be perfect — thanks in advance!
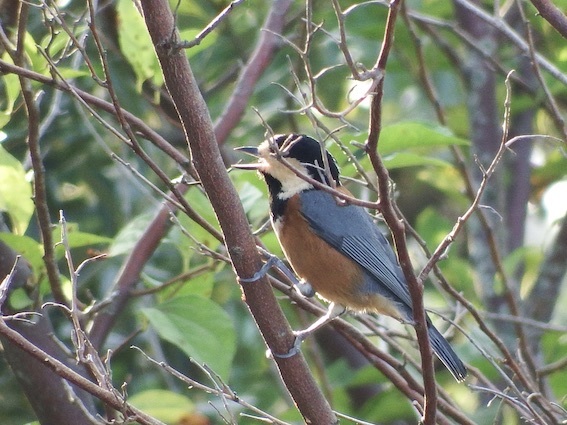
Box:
[234,133,467,382]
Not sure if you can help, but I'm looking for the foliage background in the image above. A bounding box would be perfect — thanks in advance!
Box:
[0,0,566,424]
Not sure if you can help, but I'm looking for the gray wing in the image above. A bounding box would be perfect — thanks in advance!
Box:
[299,190,413,309]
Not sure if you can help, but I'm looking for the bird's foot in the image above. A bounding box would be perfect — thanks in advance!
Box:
[270,330,308,359]
[238,255,279,283]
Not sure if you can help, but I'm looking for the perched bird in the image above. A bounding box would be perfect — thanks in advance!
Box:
[234,134,467,382]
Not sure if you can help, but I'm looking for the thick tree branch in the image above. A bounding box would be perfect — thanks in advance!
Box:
[529,0,567,40]
[139,1,337,422]
[2,317,101,425]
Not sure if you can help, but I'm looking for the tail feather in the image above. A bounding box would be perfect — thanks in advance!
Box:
[427,324,467,382]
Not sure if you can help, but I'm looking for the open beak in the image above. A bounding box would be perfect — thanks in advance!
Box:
[233,146,260,170]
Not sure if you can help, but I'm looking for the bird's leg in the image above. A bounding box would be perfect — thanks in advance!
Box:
[294,302,346,340]
[237,255,280,283]
[270,255,314,297]
[273,303,346,358]
[273,259,314,297]
[244,249,315,297]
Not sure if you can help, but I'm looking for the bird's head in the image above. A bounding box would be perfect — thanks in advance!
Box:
[234,134,340,200]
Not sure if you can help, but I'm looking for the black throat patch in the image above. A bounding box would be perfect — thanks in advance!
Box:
[263,173,286,221]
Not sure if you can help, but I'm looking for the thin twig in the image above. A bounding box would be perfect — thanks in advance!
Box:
[0,58,194,174]
[176,0,245,49]
[133,347,291,425]
[0,318,164,425]
[517,0,567,140]
[14,3,67,306]
[214,0,293,145]
[366,0,440,422]
[0,257,21,308]
[452,0,567,87]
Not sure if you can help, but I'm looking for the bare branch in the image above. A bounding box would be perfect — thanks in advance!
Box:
[133,347,291,424]
[175,0,245,50]
[0,318,165,425]
[214,0,293,145]
[452,0,567,87]
[365,0,441,422]
[13,3,67,306]
[0,59,191,171]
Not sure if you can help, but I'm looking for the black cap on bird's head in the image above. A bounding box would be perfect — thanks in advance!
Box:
[234,134,340,189]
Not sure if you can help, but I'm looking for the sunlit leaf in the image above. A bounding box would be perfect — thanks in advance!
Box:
[378,121,469,155]
[0,145,33,235]
[57,68,91,79]
[116,0,163,90]
[0,55,20,120]
[0,233,44,277]
[178,28,218,59]
[382,152,450,169]
[141,295,236,380]
[129,389,194,423]
[504,246,544,298]
[8,288,33,310]
[52,224,112,260]
[108,212,154,257]
[24,32,48,75]
[415,206,453,248]
[238,181,267,223]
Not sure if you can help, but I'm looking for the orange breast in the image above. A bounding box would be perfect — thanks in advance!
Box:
[276,195,404,319]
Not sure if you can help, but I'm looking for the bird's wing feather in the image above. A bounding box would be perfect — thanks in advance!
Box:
[299,190,413,308]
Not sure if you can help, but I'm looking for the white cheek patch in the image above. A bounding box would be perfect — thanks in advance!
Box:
[263,157,313,200]
[257,140,314,198]
[278,179,313,200]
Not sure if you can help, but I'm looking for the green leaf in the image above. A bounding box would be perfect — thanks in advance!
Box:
[8,288,33,310]
[0,233,44,276]
[173,187,221,255]
[0,54,21,120]
[0,145,33,235]
[128,389,194,423]
[504,246,544,297]
[179,28,218,59]
[24,32,48,75]
[378,121,469,155]
[141,295,236,380]
[415,206,453,248]
[108,212,154,256]
[382,152,450,169]
[52,226,112,260]
[162,265,216,299]
[57,67,91,79]
[238,181,267,223]
[116,0,163,91]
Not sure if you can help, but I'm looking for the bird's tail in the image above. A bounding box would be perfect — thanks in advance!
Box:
[427,324,467,382]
